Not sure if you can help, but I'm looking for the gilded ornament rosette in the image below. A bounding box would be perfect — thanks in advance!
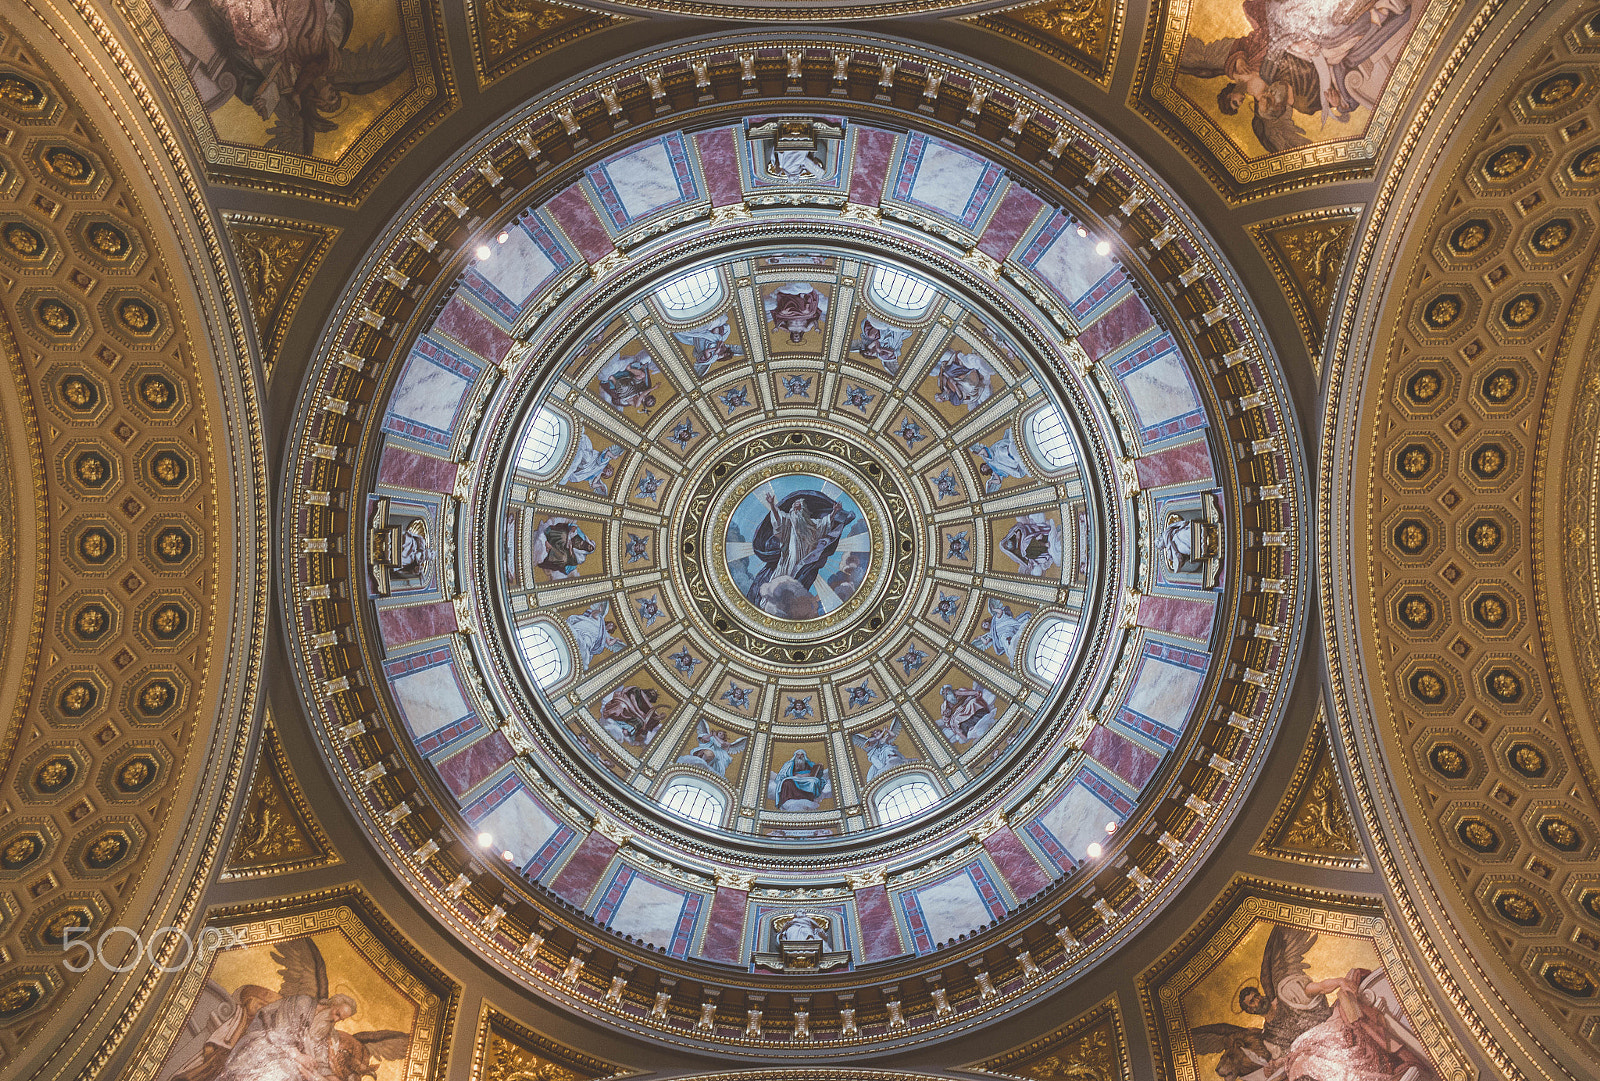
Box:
[959,0,1124,89]
[1132,0,1455,201]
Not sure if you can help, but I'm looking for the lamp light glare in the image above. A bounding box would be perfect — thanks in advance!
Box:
[1076,225,1089,238]
[497,231,509,244]
[475,244,493,260]
[1086,842,1103,858]
[477,831,493,847]
[1095,241,1112,256]
[502,850,515,862]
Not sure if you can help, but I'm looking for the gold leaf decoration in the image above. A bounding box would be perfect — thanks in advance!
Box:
[960,0,1123,89]
[221,714,339,879]
[964,996,1130,1081]
[1254,707,1369,870]
[1247,207,1362,373]
[471,1002,631,1081]
[221,214,337,377]
[469,0,630,88]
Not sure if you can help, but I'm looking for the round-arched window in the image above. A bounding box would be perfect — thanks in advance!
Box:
[1026,614,1079,684]
[661,777,726,827]
[1024,405,1078,471]
[654,267,723,318]
[875,775,940,825]
[515,407,569,476]
[515,620,570,689]
[868,265,936,317]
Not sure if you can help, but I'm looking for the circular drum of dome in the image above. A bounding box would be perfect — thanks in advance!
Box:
[279,34,1308,1054]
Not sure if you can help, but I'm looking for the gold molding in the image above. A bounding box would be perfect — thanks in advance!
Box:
[963,994,1130,1080]
[1253,705,1370,871]
[1246,206,1363,377]
[470,1000,635,1081]
[221,213,338,378]
[466,0,631,89]
[220,713,341,880]
[958,0,1125,91]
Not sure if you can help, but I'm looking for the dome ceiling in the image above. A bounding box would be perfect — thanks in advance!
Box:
[278,39,1309,1049]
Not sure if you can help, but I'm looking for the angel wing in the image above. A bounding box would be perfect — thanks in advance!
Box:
[1260,924,1318,998]
[1252,108,1310,154]
[695,716,712,742]
[1189,1022,1267,1055]
[265,94,312,156]
[724,735,749,754]
[270,936,328,1001]
[851,731,870,750]
[353,1030,411,1061]
[333,36,410,94]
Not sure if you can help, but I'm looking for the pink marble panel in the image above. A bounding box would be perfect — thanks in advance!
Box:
[548,831,618,905]
[1134,439,1214,489]
[548,185,614,262]
[696,129,744,207]
[1077,294,1155,361]
[378,446,457,492]
[854,883,906,962]
[1082,723,1160,790]
[377,602,457,649]
[435,731,514,796]
[849,128,897,206]
[433,295,512,366]
[699,885,749,963]
[982,829,1053,900]
[977,186,1045,260]
[1136,594,1216,642]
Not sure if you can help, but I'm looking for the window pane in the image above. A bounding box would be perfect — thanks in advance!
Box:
[876,778,939,825]
[870,266,935,314]
[655,268,721,314]
[516,622,568,688]
[662,782,724,826]
[1026,406,1077,470]
[1029,617,1078,683]
[516,408,567,474]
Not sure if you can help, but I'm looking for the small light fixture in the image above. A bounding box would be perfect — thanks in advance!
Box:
[1105,821,1117,834]
[496,231,509,244]
[475,244,493,260]
[1095,240,1112,257]
[477,831,493,847]
[502,850,515,862]
[1086,842,1103,858]
[1076,225,1089,238]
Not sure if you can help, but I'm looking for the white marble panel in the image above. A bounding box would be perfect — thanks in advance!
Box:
[606,141,682,219]
[908,142,986,218]
[1124,654,1203,728]
[912,872,989,945]
[390,353,472,433]
[391,661,471,739]
[606,874,685,949]
[1031,228,1113,306]
[1037,780,1120,863]
[473,788,559,863]
[475,229,557,305]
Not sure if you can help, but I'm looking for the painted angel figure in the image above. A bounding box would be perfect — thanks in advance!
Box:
[596,350,660,414]
[160,936,408,1081]
[673,315,744,376]
[934,349,999,410]
[999,514,1062,577]
[850,318,913,374]
[852,718,912,782]
[969,430,1030,493]
[677,717,747,779]
[764,282,828,342]
[937,682,997,745]
[769,748,832,811]
[566,601,622,669]
[748,489,853,619]
[559,430,623,495]
[971,599,1032,663]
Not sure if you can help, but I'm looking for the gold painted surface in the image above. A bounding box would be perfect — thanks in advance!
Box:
[1247,206,1361,371]
[467,0,628,88]
[964,995,1130,1080]
[222,213,337,376]
[1138,878,1470,1081]
[134,886,458,1081]
[470,1001,630,1081]
[1254,707,1369,869]
[121,0,457,203]
[960,0,1124,89]
[221,714,340,879]
[1133,0,1457,200]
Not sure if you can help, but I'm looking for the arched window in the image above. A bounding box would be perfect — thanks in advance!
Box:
[654,267,723,318]
[1025,405,1078,471]
[1027,615,1079,684]
[869,265,936,317]
[515,407,568,476]
[875,775,940,825]
[515,620,569,689]
[661,777,726,827]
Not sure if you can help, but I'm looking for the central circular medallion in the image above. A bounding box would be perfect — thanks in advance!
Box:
[723,473,871,624]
